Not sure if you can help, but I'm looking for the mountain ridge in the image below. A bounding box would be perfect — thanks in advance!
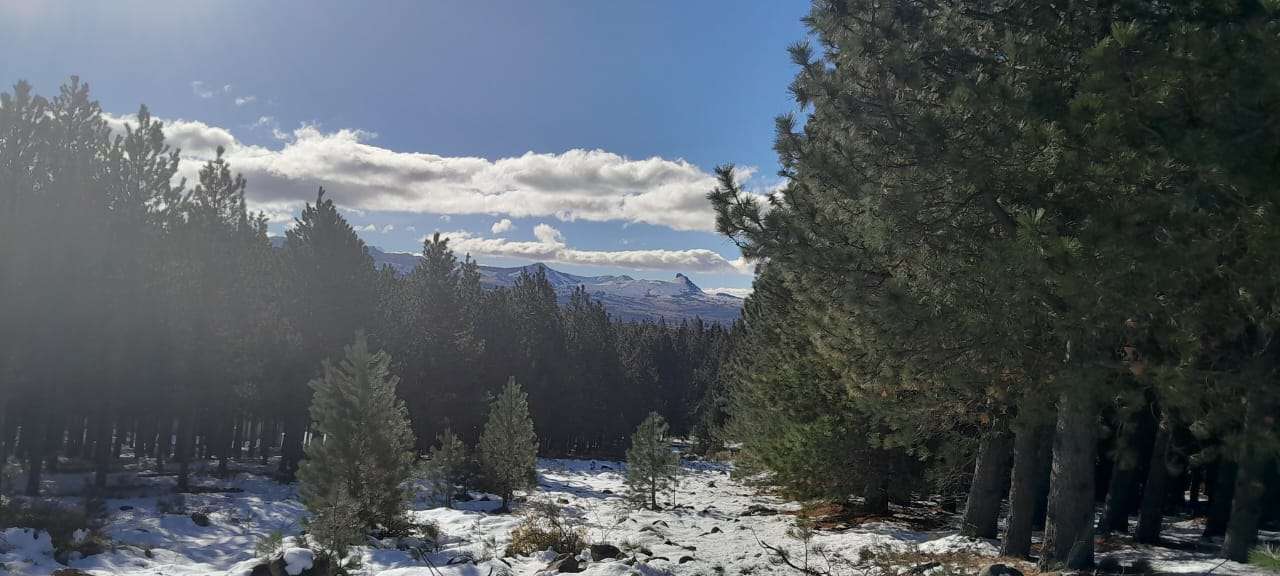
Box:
[268,238,743,323]
[373,246,743,324]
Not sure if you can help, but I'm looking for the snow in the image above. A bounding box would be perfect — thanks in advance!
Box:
[1,458,1275,576]
[282,547,314,575]
[916,534,1000,557]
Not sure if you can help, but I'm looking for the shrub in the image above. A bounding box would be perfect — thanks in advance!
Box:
[255,530,285,560]
[156,494,187,515]
[1250,544,1280,569]
[479,378,538,512]
[421,429,468,507]
[0,498,103,561]
[625,412,679,510]
[305,486,364,562]
[298,334,417,536]
[504,501,586,557]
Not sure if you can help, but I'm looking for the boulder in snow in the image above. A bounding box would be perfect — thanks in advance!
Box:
[541,552,583,573]
[590,544,622,561]
[977,564,1023,576]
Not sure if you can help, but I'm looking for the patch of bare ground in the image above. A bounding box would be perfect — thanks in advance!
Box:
[788,501,952,532]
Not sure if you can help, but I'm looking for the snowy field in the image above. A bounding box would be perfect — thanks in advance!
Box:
[1,458,1274,576]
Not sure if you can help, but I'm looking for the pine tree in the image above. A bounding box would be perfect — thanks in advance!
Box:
[298,333,416,533]
[625,412,679,510]
[421,428,468,507]
[280,188,377,479]
[478,377,538,511]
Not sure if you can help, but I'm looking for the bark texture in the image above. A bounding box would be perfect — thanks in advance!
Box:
[1001,419,1054,558]
[1040,386,1100,570]
[1135,411,1172,543]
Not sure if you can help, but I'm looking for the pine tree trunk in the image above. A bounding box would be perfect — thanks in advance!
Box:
[1204,459,1235,538]
[1101,461,1137,533]
[1100,403,1152,534]
[24,418,46,496]
[0,406,16,463]
[863,473,890,515]
[1002,420,1053,558]
[1040,385,1099,571]
[45,412,62,473]
[92,413,112,489]
[112,422,125,460]
[961,420,1013,538]
[176,413,192,493]
[1221,388,1270,562]
[279,416,305,480]
[1187,465,1203,512]
[1134,411,1172,544]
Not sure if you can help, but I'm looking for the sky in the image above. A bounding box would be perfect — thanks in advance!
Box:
[0,1,810,295]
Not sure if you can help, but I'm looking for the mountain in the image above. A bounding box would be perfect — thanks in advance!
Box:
[268,238,743,323]
[368,246,743,324]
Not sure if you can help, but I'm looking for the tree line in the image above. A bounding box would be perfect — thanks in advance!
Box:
[0,78,728,499]
[708,0,1279,568]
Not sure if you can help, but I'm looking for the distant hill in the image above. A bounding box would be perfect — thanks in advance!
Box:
[268,238,743,324]
[372,246,743,324]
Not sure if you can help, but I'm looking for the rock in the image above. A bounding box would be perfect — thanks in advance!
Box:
[706,481,716,488]
[119,505,134,511]
[189,511,211,527]
[544,553,583,573]
[679,556,696,564]
[447,555,474,565]
[977,564,1024,576]
[906,561,942,575]
[709,527,722,534]
[52,570,93,576]
[741,504,777,516]
[652,520,669,527]
[557,497,570,504]
[600,465,613,470]
[601,489,613,494]
[590,544,623,561]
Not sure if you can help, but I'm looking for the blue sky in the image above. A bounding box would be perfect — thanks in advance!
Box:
[0,1,810,294]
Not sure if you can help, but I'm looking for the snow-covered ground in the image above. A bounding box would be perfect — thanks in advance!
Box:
[1,459,1274,575]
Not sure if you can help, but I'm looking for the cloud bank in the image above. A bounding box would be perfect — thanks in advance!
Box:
[103,113,766,233]
[433,224,752,275]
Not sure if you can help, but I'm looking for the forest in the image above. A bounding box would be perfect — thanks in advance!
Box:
[0,79,728,489]
[2,1,1280,575]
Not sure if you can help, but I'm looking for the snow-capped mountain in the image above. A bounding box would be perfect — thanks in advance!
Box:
[369,246,743,324]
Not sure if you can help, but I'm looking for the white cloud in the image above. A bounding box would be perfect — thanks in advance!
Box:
[532,223,563,245]
[103,113,765,232]
[704,287,753,298]
[382,224,395,233]
[235,95,257,106]
[405,225,417,233]
[439,215,451,222]
[190,81,216,99]
[491,218,514,234]
[435,225,752,275]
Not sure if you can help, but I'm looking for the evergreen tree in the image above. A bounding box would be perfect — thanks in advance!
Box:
[478,377,538,511]
[625,412,679,510]
[421,428,468,507]
[280,188,377,478]
[298,333,416,533]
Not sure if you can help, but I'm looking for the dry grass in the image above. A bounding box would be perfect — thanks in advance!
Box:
[504,501,587,557]
[788,500,950,532]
